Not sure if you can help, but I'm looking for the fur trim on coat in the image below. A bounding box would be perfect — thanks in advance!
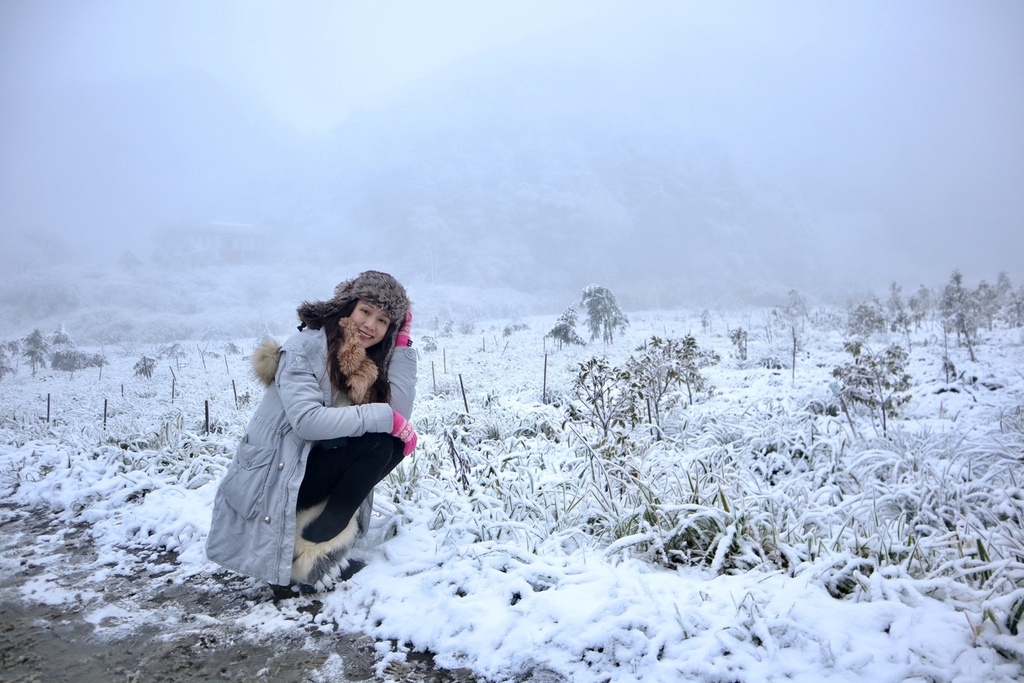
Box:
[335,318,377,405]
[251,319,378,405]
[252,339,281,387]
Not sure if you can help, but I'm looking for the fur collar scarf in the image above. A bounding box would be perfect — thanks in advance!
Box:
[252,318,378,405]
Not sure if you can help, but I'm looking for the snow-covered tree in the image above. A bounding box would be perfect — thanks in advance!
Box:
[0,343,14,382]
[49,324,79,373]
[672,334,720,406]
[996,271,1014,305]
[1007,286,1024,328]
[580,284,628,344]
[22,329,50,376]
[887,282,913,348]
[974,280,1000,331]
[49,323,74,348]
[781,290,808,383]
[47,325,104,375]
[783,289,809,325]
[134,355,156,378]
[940,269,979,362]
[908,284,934,331]
[547,306,585,350]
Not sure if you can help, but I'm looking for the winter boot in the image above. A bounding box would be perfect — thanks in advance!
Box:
[291,500,359,591]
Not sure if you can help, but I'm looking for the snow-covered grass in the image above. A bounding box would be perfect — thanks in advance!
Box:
[2,308,1023,681]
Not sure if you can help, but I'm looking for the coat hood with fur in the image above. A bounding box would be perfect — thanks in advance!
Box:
[252,339,282,387]
[252,319,378,405]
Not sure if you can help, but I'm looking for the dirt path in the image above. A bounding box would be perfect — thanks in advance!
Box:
[0,504,478,683]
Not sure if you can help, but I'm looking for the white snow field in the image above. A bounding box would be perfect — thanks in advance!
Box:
[2,307,1023,682]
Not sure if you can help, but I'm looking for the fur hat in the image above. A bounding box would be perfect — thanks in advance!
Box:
[296,270,410,331]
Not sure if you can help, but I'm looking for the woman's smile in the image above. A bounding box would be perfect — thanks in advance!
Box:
[349,300,391,348]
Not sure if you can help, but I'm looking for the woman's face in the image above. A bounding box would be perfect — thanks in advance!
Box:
[349,300,391,348]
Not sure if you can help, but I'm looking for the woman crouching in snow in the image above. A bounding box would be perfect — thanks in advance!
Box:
[206,270,418,592]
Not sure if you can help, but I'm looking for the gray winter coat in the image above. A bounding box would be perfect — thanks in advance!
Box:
[205,328,417,585]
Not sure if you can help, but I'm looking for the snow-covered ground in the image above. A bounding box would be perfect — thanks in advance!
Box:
[2,308,1023,682]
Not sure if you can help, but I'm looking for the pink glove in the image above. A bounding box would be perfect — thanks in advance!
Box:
[395,311,413,347]
[391,409,418,456]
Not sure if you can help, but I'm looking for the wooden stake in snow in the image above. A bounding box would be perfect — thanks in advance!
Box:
[431,361,437,393]
[224,355,229,373]
[171,377,176,402]
[459,374,469,414]
[46,394,50,423]
[205,400,210,434]
[543,353,548,404]
[103,398,108,429]
[443,349,447,374]
[232,379,238,409]
[790,325,798,387]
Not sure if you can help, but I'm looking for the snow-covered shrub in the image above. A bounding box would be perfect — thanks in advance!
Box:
[134,355,157,378]
[566,357,634,439]
[50,349,105,373]
[832,341,912,438]
[729,327,748,361]
[546,306,585,350]
[846,298,887,337]
[159,342,188,360]
[503,322,529,337]
[626,335,718,427]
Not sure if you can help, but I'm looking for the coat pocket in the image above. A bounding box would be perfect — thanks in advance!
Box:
[219,440,277,519]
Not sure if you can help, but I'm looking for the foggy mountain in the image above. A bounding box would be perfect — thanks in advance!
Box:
[2,2,1021,344]
[3,43,876,308]
[243,55,837,307]
[0,69,299,262]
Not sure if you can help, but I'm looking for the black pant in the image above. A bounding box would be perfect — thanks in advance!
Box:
[296,432,404,543]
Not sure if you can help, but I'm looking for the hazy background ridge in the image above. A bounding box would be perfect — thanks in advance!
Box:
[2,1,1022,342]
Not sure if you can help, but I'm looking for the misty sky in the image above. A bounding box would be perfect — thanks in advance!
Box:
[1,0,1022,303]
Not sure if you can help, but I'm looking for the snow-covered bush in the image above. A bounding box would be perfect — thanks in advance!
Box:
[831,341,911,438]
[546,306,585,349]
[729,327,748,361]
[846,298,887,338]
[134,355,157,378]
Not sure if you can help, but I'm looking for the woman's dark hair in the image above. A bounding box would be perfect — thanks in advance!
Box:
[322,300,397,403]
